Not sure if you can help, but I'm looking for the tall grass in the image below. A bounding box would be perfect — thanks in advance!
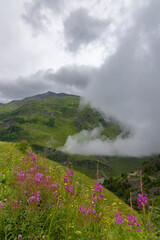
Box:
[0,145,158,239]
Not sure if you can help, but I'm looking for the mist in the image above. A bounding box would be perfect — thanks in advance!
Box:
[61,0,160,157]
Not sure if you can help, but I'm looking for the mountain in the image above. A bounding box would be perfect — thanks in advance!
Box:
[0,91,121,147]
[0,92,146,178]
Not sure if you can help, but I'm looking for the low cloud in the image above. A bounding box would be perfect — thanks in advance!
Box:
[60,126,160,157]
[64,8,110,52]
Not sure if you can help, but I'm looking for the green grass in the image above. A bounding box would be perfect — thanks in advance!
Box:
[0,92,121,148]
[0,141,159,239]
[106,156,148,176]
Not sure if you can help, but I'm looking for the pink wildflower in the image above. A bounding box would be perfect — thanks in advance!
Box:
[138,193,149,209]
[115,213,123,225]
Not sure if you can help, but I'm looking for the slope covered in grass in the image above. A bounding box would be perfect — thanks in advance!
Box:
[0,92,147,179]
[0,92,121,148]
[0,141,158,239]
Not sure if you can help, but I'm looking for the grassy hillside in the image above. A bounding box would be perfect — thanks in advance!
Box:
[0,92,147,178]
[0,91,121,148]
[0,141,158,239]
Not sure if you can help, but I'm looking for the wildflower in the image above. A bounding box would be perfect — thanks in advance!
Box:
[31,156,36,162]
[36,191,40,197]
[78,205,85,214]
[93,183,103,203]
[18,234,22,240]
[0,202,3,208]
[128,214,139,227]
[138,193,149,209]
[35,165,39,170]
[48,183,58,188]
[33,172,43,184]
[114,213,123,225]
[28,152,32,157]
[94,183,103,192]
[64,169,74,194]
[147,222,153,231]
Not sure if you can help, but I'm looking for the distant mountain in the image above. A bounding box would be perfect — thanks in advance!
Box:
[0,91,121,147]
[0,91,148,178]
[0,91,124,178]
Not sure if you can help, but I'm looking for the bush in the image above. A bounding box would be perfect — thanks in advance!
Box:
[16,140,30,154]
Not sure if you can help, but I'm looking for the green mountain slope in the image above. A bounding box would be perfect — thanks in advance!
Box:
[0,92,147,178]
[0,91,121,148]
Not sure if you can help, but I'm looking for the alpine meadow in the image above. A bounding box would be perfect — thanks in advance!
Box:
[0,0,160,239]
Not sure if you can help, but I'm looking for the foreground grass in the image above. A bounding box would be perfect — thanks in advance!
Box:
[0,142,158,239]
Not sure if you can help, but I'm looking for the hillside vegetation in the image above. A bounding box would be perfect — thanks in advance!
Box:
[0,141,158,239]
[0,92,121,148]
[0,92,146,178]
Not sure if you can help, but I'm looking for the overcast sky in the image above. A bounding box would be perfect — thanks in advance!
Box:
[0,0,160,156]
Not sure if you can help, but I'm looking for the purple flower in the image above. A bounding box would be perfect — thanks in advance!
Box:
[138,193,149,209]
[115,213,123,225]
[31,156,36,162]
[94,183,103,192]
[33,173,43,184]
[36,191,40,197]
[93,183,103,203]
[147,222,153,231]
[78,205,85,214]
[35,165,39,170]
[64,169,74,194]
[0,202,3,208]
[128,214,139,227]
[68,185,73,192]
[18,234,22,240]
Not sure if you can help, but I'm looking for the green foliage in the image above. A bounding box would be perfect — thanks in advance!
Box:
[0,141,159,239]
[103,177,131,203]
[0,125,29,142]
[45,118,55,127]
[16,140,31,154]
[142,157,160,175]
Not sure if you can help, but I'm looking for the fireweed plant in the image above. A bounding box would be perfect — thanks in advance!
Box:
[0,146,158,239]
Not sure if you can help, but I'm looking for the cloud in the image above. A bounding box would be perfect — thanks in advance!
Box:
[0,65,93,102]
[61,0,160,157]
[64,8,111,51]
[22,0,65,32]
[51,65,95,88]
